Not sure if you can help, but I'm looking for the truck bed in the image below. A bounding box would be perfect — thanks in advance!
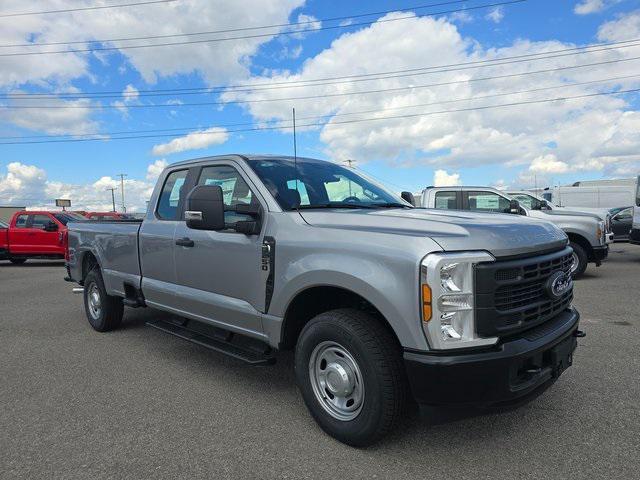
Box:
[67,220,143,297]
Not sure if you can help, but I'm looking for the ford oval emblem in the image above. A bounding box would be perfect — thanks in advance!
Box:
[545,271,573,300]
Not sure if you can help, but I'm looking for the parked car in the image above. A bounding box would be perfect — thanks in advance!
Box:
[421,186,609,277]
[65,155,583,446]
[608,206,633,241]
[0,211,74,264]
[506,190,613,241]
[83,212,137,220]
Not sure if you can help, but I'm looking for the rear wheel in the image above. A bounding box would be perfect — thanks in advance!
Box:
[83,268,123,332]
[295,309,407,447]
[9,258,27,265]
[569,242,588,278]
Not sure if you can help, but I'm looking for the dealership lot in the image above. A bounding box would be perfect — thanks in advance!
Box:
[1,245,639,479]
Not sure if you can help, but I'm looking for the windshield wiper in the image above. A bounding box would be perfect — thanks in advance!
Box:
[296,203,378,210]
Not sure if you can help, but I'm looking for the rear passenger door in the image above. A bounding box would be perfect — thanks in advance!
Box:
[139,168,191,311]
[172,162,266,335]
[7,214,31,253]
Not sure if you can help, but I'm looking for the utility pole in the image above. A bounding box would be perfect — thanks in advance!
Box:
[343,159,356,168]
[117,174,127,212]
[106,187,117,212]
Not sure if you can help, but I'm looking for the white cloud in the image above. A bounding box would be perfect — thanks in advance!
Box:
[222,12,640,181]
[0,0,304,89]
[433,169,461,186]
[492,179,509,190]
[574,0,606,14]
[0,161,158,212]
[288,13,322,39]
[151,127,229,156]
[598,10,640,41]
[529,154,570,174]
[146,159,168,180]
[485,6,505,23]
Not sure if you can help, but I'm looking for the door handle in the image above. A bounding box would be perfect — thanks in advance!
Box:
[175,237,195,247]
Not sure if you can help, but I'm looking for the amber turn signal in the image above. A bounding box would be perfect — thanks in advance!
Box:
[422,284,432,321]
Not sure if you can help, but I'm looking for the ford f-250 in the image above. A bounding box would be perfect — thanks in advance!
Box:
[421,186,609,278]
[65,155,584,446]
[1,210,77,264]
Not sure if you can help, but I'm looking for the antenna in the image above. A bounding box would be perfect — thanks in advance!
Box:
[293,107,299,210]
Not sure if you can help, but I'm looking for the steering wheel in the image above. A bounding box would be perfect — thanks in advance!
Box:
[342,196,361,203]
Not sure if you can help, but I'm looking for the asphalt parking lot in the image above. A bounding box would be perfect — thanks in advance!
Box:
[1,245,639,480]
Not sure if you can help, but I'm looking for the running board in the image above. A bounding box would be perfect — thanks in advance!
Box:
[145,318,276,365]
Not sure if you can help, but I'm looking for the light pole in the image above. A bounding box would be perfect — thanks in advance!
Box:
[117,173,127,212]
[106,187,117,212]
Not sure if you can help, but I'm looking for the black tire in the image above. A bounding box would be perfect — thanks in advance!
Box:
[9,258,27,265]
[569,242,588,278]
[83,268,124,332]
[295,308,407,447]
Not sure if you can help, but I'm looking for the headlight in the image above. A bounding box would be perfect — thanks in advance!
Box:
[421,251,498,350]
[597,221,605,244]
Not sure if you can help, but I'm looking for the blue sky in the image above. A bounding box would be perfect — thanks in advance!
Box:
[1,0,640,210]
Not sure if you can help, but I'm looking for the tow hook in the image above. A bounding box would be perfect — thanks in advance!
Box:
[573,330,586,338]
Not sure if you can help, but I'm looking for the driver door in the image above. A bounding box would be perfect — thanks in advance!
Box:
[173,162,267,335]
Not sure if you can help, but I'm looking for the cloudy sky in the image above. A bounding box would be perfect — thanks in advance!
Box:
[1,0,639,211]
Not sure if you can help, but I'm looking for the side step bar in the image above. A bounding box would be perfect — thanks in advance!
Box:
[146,318,276,366]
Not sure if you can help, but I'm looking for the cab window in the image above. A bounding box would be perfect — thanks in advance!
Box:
[157,169,188,220]
[467,191,511,213]
[14,215,28,227]
[434,191,458,209]
[198,165,256,223]
[31,214,53,229]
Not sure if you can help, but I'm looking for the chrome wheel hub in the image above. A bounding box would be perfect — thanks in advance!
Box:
[309,341,364,421]
[570,252,579,273]
[87,283,102,320]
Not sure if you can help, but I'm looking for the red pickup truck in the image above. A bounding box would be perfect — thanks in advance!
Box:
[0,211,79,264]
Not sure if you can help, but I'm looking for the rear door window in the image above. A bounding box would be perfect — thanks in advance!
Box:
[157,170,189,220]
[434,191,458,209]
[14,215,28,227]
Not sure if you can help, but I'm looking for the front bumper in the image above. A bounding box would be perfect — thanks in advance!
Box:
[590,245,608,265]
[630,228,640,245]
[404,308,580,406]
[605,232,614,244]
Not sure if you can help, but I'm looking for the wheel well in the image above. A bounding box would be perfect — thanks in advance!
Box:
[81,251,99,282]
[279,286,398,351]
[566,233,591,255]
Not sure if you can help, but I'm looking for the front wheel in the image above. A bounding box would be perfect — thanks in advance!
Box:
[569,242,588,278]
[83,268,123,332]
[295,309,407,447]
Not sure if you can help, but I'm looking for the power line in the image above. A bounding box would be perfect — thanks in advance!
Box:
[6,37,640,100]
[0,0,474,47]
[4,54,639,109]
[2,87,638,145]
[0,0,177,19]
[0,1,526,57]
[3,73,637,141]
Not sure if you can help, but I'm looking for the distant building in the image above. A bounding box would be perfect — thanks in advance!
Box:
[0,206,26,223]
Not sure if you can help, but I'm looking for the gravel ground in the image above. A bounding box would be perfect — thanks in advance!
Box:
[1,244,639,479]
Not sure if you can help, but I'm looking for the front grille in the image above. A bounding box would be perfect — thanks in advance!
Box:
[475,246,574,338]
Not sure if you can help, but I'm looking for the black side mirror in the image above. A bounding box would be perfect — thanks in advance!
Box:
[44,221,58,232]
[401,191,416,206]
[508,199,521,214]
[185,185,225,231]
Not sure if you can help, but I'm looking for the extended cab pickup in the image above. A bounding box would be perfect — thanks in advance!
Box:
[421,186,609,278]
[1,211,77,264]
[66,155,584,446]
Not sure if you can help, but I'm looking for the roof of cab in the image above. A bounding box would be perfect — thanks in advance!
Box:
[168,154,328,168]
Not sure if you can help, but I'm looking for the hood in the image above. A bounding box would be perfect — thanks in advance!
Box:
[539,209,603,221]
[299,208,567,258]
[554,206,609,219]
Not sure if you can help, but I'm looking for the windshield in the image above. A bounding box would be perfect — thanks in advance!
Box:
[246,157,409,210]
[52,213,84,225]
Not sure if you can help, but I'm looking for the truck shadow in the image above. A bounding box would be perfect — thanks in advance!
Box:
[0,260,66,267]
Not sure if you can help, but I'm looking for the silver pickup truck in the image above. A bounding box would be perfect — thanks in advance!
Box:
[421,186,609,278]
[66,155,584,446]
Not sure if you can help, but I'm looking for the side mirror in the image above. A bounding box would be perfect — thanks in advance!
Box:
[44,221,58,232]
[401,191,416,206]
[508,199,521,214]
[185,185,225,231]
